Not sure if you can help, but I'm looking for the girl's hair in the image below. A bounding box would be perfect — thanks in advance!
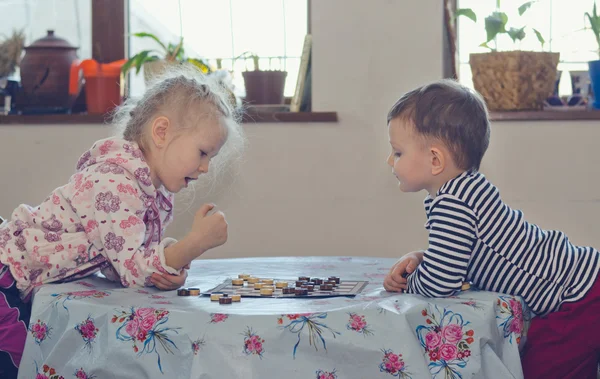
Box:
[112,64,246,192]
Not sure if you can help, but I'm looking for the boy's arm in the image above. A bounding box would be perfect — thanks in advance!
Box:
[406,196,477,297]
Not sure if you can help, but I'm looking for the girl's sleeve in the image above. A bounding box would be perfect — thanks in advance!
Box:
[76,169,181,288]
[406,195,477,297]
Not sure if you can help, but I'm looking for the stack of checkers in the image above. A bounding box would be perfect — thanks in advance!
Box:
[210,293,241,304]
[177,288,200,296]
[230,274,343,296]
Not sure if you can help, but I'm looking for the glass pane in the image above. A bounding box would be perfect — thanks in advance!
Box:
[0,0,92,66]
[128,0,307,98]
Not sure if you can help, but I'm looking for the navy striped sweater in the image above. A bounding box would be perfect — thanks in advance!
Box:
[406,171,600,316]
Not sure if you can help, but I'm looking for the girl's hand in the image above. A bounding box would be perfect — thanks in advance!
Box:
[190,203,228,253]
[151,264,190,290]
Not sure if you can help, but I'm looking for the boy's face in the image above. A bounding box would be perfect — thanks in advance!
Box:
[387,118,434,193]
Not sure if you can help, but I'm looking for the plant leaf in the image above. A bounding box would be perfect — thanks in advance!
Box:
[122,50,156,74]
[133,51,156,74]
[131,32,167,53]
[518,1,535,16]
[484,12,508,42]
[507,27,526,42]
[533,28,545,48]
[455,8,477,23]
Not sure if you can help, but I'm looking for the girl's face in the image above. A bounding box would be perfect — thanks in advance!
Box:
[147,114,228,193]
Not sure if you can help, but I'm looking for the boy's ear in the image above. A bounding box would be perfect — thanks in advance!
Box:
[151,116,170,147]
[430,146,445,176]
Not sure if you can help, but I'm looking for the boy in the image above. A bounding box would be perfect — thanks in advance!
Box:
[383,79,600,379]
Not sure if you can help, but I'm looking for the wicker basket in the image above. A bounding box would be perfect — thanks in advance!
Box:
[469,51,560,111]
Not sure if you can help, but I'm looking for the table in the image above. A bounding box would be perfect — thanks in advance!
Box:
[19,257,529,379]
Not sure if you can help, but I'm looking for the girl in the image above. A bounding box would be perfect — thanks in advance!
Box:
[0,66,244,378]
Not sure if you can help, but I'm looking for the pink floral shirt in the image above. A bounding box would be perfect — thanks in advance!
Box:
[0,137,180,299]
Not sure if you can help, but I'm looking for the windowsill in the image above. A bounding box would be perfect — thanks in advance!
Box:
[490,109,600,121]
[0,109,338,125]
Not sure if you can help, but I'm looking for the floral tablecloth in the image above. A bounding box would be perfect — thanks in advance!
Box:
[18,256,529,379]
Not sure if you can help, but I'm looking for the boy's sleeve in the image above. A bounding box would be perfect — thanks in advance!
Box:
[406,195,477,297]
[76,169,181,288]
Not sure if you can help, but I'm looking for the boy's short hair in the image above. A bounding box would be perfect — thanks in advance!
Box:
[387,79,491,171]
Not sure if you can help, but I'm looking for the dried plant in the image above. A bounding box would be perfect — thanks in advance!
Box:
[0,29,25,77]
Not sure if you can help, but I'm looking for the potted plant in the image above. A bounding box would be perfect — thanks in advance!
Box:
[586,2,600,109]
[122,33,212,84]
[237,51,287,105]
[457,2,559,111]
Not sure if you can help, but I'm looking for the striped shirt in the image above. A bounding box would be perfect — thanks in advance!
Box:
[406,171,600,316]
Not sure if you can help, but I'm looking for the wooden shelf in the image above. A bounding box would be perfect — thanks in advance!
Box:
[490,109,600,121]
[0,110,338,125]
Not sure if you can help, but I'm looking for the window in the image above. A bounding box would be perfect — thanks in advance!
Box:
[128,0,308,98]
[0,0,92,65]
[457,0,598,97]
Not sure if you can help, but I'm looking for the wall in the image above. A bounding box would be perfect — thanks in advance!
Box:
[2,1,597,260]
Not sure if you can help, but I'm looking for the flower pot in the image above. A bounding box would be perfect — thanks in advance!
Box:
[242,70,287,105]
[588,60,600,109]
[469,51,560,111]
[143,60,171,85]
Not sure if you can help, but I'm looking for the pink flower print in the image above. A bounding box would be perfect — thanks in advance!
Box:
[104,232,125,252]
[123,143,144,159]
[125,318,139,338]
[99,140,114,155]
[346,313,373,336]
[140,313,157,332]
[210,313,229,323]
[117,183,138,196]
[107,157,128,165]
[52,194,60,205]
[29,319,51,344]
[152,256,168,274]
[439,343,458,361]
[0,228,11,248]
[509,318,523,334]
[510,298,523,319]
[44,230,62,243]
[315,369,337,379]
[124,259,140,277]
[96,163,125,175]
[379,349,408,376]
[77,151,95,170]
[120,216,142,229]
[74,368,96,379]
[135,167,152,187]
[441,324,463,344]
[95,191,121,213]
[242,327,265,358]
[15,234,26,252]
[41,214,64,231]
[425,331,442,350]
[192,338,205,355]
[75,317,99,348]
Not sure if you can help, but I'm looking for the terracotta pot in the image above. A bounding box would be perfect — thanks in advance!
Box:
[19,30,80,110]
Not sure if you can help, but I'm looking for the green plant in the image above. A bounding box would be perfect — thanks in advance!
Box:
[0,29,25,77]
[234,51,261,71]
[121,32,212,74]
[457,1,545,51]
[585,2,600,59]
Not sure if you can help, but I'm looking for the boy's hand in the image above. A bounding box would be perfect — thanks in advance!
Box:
[383,251,423,292]
[151,263,190,290]
[190,203,228,253]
